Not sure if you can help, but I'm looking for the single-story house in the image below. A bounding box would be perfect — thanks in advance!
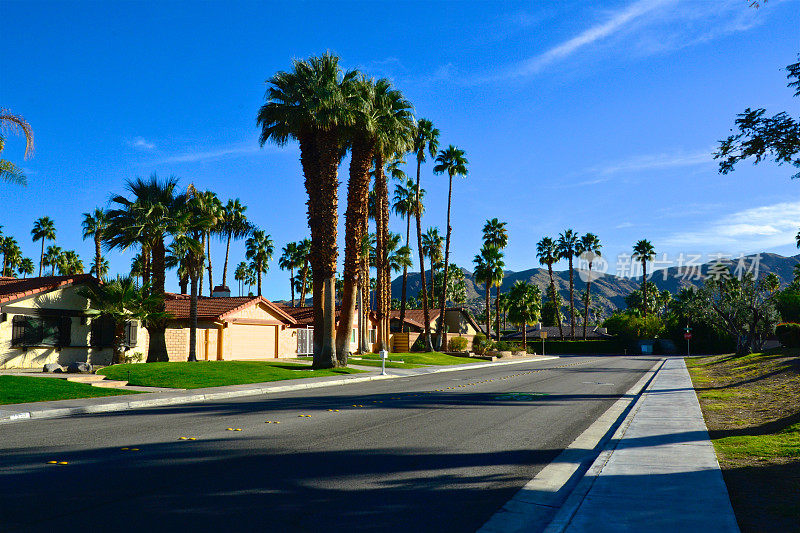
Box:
[0,274,147,369]
[276,304,376,355]
[503,323,613,342]
[162,293,298,361]
[389,307,483,351]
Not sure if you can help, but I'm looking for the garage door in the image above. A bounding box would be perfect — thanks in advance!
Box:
[228,324,277,360]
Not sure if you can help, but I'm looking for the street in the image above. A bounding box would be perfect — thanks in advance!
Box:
[1,355,657,532]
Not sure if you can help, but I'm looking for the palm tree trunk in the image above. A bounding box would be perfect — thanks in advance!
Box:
[142,246,151,292]
[495,287,501,342]
[485,282,491,340]
[437,173,454,350]
[414,158,434,352]
[523,324,527,353]
[179,276,188,294]
[361,213,371,353]
[547,264,563,339]
[299,260,309,306]
[568,255,575,339]
[583,261,593,340]
[39,240,45,277]
[188,273,199,362]
[222,232,232,288]
[112,321,126,365]
[94,235,102,279]
[198,234,205,296]
[374,154,389,352]
[642,261,648,317]
[399,212,411,332]
[336,139,372,361]
[289,268,295,307]
[206,232,213,295]
[145,238,169,363]
[257,261,262,296]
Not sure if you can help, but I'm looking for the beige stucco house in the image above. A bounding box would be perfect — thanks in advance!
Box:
[389,307,483,351]
[0,275,147,369]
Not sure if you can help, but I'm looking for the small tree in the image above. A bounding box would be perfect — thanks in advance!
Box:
[507,281,542,351]
[81,277,164,365]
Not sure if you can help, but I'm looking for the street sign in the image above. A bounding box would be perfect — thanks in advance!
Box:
[684,333,692,340]
[539,331,547,339]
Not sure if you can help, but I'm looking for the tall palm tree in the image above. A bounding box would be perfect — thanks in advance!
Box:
[507,281,542,351]
[0,109,34,185]
[557,229,579,339]
[91,257,110,279]
[392,177,424,332]
[57,250,84,275]
[258,53,357,368]
[220,198,252,290]
[130,253,143,286]
[537,237,564,339]
[410,118,440,352]
[576,233,602,339]
[433,145,468,349]
[632,239,657,317]
[473,244,504,341]
[18,257,34,278]
[1,236,20,276]
[245,229,274,296]
[421,227,443,300]
[279,241,301,306]
[105,174,188,362]
[188,189,223,296]
[43,245,62,275]
[31,216,56,276]
[483,218,508,341]
[82,208,108,279]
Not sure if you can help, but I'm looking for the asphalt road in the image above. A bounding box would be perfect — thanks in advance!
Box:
[0,355,658,533]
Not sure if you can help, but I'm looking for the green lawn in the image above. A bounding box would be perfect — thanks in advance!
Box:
[347,358,424,369]
[98,361,364,389]
[0,376,136,405]
[356,352,476,366]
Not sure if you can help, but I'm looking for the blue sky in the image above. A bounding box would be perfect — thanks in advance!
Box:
[1,0,799,298]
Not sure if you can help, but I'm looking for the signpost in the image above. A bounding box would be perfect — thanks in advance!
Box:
[379,349,388,376]
[540,330,547,356]
[684,325,692,356]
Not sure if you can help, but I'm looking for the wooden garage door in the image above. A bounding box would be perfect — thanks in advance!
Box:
[228,324,277,360]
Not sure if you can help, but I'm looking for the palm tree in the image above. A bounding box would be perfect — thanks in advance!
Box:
[296,238,312,306]
[557,229,579,339]
[410,118,440,352]
[245,230,274,296]
[130,253,143,286]
[91,257,110,278]
[536,237,564,339]
[82,208,108,279]
[105,174,188,362]
[497,291,510,334]
[57,250,84,275]
[219,198,252,290]
[31,216,56,276]
[258,53,357,368]
[632,239,657,317]
[43,245,62,275]
[473,244,504,341]
[81,276,163,365]
[279,241,301,306]
[393,176,424,331]
[17,257,34,278]
[433,145,468,349]
[188,189,223,296]
[507,281,542,351]
[0,109,34,185]
[234,261,250,296]
[576,233,602,339]
[421,227,443,300]
[483,218,508,341]
[1,236,20,276]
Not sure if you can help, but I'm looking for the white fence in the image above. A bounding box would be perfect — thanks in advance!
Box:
[297,327,313,355]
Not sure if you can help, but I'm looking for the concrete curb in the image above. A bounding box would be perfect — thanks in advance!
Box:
[0,356,558,425]
[479,358,666,533]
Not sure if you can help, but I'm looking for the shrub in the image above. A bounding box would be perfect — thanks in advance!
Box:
[123,351,144,364]
[776,323,800,347]
[494,341,522,352]
[411,334,427,352]
[449,336,468,351]
[472,334,492,355]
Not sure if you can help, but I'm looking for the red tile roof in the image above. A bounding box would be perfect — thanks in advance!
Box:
[276,304,369,328]
[389,308,441,329]
[164,293,296,323]
[0,274,96,305]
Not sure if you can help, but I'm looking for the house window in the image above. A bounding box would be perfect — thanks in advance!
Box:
[11,315,70,347]
[90,316,138,348]
[369,329,376,343]
[351,328,356,343]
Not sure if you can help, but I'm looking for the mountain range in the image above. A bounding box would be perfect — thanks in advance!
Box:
[391,252,800,317]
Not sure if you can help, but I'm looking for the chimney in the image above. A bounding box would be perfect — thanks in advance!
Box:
[211,285,231,298]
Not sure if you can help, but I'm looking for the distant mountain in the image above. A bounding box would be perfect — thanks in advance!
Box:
[392,252,800,317]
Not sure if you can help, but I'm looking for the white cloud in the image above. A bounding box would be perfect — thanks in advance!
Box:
[158,144,264,164]
[129,136,155,150]
[616,222,635,229]
[590,148,714,176]
[662,201,800,250]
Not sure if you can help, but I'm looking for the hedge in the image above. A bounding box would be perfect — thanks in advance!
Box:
[776,323,800,347]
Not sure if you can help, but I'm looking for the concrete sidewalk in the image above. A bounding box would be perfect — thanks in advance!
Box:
[0,356,556,424]
[548,357,739,532]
